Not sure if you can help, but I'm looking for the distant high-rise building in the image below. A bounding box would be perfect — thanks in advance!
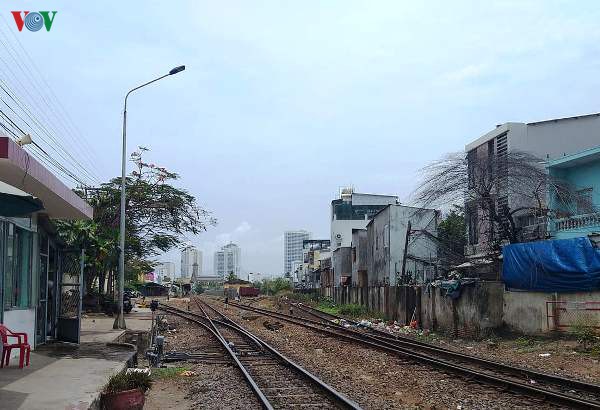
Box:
[214,243,241,279]
[284,230,311,274]
[154,261,175,283]
[181,246,202,278]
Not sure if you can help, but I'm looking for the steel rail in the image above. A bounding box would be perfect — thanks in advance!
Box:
[227,301,600,409]
[292,302,600,396]
[195,300,362,410]
[159,305,274,409]
[164,302,362,410]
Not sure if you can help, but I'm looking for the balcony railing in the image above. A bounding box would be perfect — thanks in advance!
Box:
[553,212,600,232]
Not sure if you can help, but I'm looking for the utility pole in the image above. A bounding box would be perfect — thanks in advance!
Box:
[113,65,186,330]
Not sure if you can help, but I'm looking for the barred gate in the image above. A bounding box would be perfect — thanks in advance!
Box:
[57,249,84,343]
[546,301,600,331]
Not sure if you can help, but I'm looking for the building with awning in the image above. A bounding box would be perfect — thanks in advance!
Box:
[0,181,44,216]
[0,136,93,355]
[0,136,92,219]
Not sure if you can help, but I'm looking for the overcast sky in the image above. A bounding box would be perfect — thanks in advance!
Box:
[6,1,600,276]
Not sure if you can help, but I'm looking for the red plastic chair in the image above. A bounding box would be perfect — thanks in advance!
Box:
[0,324,31,368]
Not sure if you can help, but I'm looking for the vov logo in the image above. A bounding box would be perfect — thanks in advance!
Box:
[11,11,57,32]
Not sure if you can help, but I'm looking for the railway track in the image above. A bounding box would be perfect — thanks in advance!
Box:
[158,302,361,410]
[227,299,600,409]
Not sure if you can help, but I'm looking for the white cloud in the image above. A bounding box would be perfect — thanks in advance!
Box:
[215,221,252,246]
[441,63,488,84]
[234,221,252,234]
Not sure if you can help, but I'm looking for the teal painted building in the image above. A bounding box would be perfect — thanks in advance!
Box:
[547,145,600,239]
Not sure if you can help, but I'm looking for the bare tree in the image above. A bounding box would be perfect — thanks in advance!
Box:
[413,150,589,254]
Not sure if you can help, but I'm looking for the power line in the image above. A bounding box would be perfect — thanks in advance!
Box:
[0,20,101,179]
[0,93,93,183]
[0,75,98,185]
[0,31,100,186]
[0,114,88,187]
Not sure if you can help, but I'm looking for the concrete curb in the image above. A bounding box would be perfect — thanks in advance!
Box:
[87,338,139,410]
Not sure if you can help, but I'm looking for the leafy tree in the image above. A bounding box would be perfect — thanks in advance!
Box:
[226,271,238,282]
[54,219,116,294]
[56,147,216,298]
[254,277,292,295]
[192,282,205,294]
[437,207,467,267]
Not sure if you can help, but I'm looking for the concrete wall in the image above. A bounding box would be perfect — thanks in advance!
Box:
[504,290,600,334]
[367,206,389,286]
[325,283,503,337]
[420,282,504,338]
[3,309,36,359]
[323,281,600,337]
[331,217,369,250]
[502,291,553,334]
[520,114,600,160]
[351,229,368,286]
[332,247,352,285]
[367,205,438,286]
[390,205,438,285]
[465,114,600,161]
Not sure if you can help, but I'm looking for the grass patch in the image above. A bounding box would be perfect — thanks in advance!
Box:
[151,366,190,380]
[515,336,536,348]
[286,292,319,305]
[315,301,378,319]
[338,304,368,317]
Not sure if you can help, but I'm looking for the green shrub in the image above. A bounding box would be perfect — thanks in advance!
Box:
[338,304,368,317]
[287,292,319,304]
[571,318,599,351]
[254,278,292,295]
[515,336,536,348]
[104,371,152,394]
[318,297,335,308]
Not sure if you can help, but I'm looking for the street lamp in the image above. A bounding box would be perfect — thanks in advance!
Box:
[114,65,186,329]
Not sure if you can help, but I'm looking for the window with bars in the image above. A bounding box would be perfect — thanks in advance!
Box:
[1,221,33,310]
[467,149,477,188]
[576,188,593,214]
[496,133,508,192]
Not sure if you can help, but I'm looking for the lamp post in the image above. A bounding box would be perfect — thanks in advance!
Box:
[114,65,186,329]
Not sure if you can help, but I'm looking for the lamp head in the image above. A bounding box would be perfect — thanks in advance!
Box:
[16,134,32,147]
[169,65,185,75]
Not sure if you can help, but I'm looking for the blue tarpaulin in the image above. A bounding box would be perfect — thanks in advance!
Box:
[502,237,600,292]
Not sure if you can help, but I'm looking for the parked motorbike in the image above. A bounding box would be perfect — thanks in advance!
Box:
[123,293,133,314]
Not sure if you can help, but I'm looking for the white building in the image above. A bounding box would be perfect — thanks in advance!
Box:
[330,189,398,251]
[214,243,241,279]
[154,261,175,283]
[465,113,600,255]
[284,230,311,274]
[367,204,439,286]
[181,246,202,278]
[330,188,398,282]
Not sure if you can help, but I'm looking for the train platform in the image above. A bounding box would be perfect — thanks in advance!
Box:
[0,309,152,410]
